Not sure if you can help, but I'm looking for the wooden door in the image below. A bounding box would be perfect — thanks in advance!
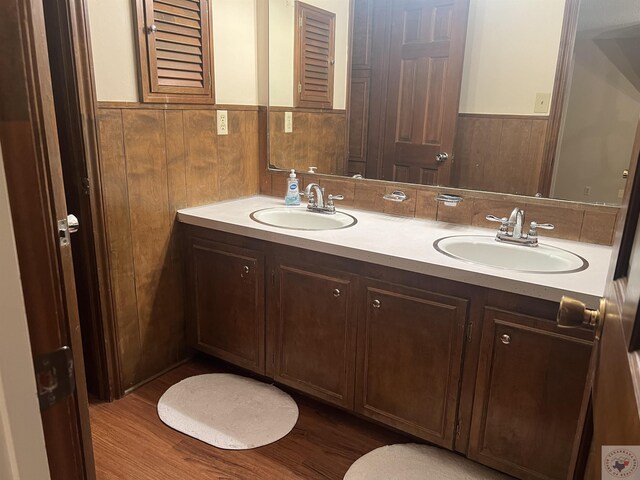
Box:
[188,238,265,374]
[381,0,469,185]
[272,264,358,409]
[355,280,468,448]
[581,125,640,478]
[468,308,593,480]
[0,0,95,478]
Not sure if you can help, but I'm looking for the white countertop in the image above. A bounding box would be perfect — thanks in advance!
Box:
[178,196,613,308]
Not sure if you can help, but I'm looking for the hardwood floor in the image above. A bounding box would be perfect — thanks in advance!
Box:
[89,356,408,479]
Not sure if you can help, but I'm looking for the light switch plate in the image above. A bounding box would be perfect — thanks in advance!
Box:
[534,93,551,114]
[217,110,228,135]
[284,112,293,133]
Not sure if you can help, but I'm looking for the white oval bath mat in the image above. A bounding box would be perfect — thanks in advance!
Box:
[344,444,512,480]
[157,373,298,450]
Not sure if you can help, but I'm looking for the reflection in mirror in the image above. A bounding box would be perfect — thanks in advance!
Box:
[551,0,640,204]
[268,0,640,206]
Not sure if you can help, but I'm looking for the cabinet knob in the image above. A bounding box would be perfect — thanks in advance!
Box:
[243,266,250,274]
[372,299,381,309]
[147,24,157,34]
[333,289,341,298]
[500,334,511,345]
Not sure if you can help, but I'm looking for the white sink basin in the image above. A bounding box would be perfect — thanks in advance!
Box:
[250,207,357,231]
[434,235,588,273]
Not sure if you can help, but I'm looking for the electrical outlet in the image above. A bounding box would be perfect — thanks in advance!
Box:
[284,112,293,133]
[217,110,228,135]
[619,189,625,199]
[534,93,551,114]
[583,185,591,196]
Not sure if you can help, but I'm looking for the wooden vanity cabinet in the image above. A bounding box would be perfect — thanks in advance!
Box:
[184,227,594,479]
[467,307,593,480]
[187,237,266,374]
[270,260,358,409]
[355,279,469,448]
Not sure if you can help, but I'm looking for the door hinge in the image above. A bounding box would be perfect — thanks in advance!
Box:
[271,269,276,287]
[455,422,461,439]
[298,83,302,94]
[34,346,75,411]
[82,177,90,195]
[298,15,303,27]
[466,322,473,342]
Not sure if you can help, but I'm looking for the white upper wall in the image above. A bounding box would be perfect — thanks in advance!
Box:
[459,0,566,115]
[87,0,565,113]
[87,0,139,102]
[87,0,266,105]
[269,0,350,109]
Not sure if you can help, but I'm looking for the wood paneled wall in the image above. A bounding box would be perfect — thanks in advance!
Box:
[269,109,346,175]
[262,169,619,246]
[96,104,260,389]
[452,114,549,196]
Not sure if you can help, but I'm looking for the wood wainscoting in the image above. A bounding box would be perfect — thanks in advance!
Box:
[269,107,347,175]
[96,102,260,390]
[452,113,549,196]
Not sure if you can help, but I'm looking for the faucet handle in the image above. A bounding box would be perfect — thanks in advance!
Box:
[531,222,554,230]
[528,222,554,242]
[326,194,344,210]
[300,190,315,206]
[529,221,554,235]
[486,214,515,233]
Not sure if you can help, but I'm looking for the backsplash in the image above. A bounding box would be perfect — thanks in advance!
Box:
[262,170,618,246]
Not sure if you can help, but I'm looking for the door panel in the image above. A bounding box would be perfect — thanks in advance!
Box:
[273,264,357,408]
[382,0,469,184]
[0,0,95,478]
[585,124,640,477]
[356,280,468,448]
[188,238,265,374]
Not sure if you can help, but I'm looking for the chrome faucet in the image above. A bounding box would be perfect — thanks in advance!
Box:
[303,183,344,214]
[508,208,525,239]
[486,207,554,246]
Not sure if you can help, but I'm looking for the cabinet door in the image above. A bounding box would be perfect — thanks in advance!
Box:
[468,307,593,480]
[356,280,469,448]
[272,264,357,408]
[188,238,265,374]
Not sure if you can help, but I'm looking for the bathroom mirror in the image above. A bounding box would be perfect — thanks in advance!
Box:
[267,0,640,205]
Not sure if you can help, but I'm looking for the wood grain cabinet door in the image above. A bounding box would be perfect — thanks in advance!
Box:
[355,280,469,448]
[272,264,358,408]
[468,308,593,480]
[188,238,265,374]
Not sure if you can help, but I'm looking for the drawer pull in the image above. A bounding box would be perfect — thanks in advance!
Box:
[500,334,511,345]
[243,266,250,274]
[372,299,381,309]
[333,289,341,298]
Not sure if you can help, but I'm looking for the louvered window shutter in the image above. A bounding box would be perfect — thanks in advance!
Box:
[294,2,335,109]
[136,0,214,104]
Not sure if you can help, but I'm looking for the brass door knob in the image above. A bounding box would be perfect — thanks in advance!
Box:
[557,296,604,328]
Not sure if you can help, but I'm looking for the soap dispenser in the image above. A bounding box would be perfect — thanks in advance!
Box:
[284,169,300,206]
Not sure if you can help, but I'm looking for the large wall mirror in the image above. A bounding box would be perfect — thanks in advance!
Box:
[267,0,640,206]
